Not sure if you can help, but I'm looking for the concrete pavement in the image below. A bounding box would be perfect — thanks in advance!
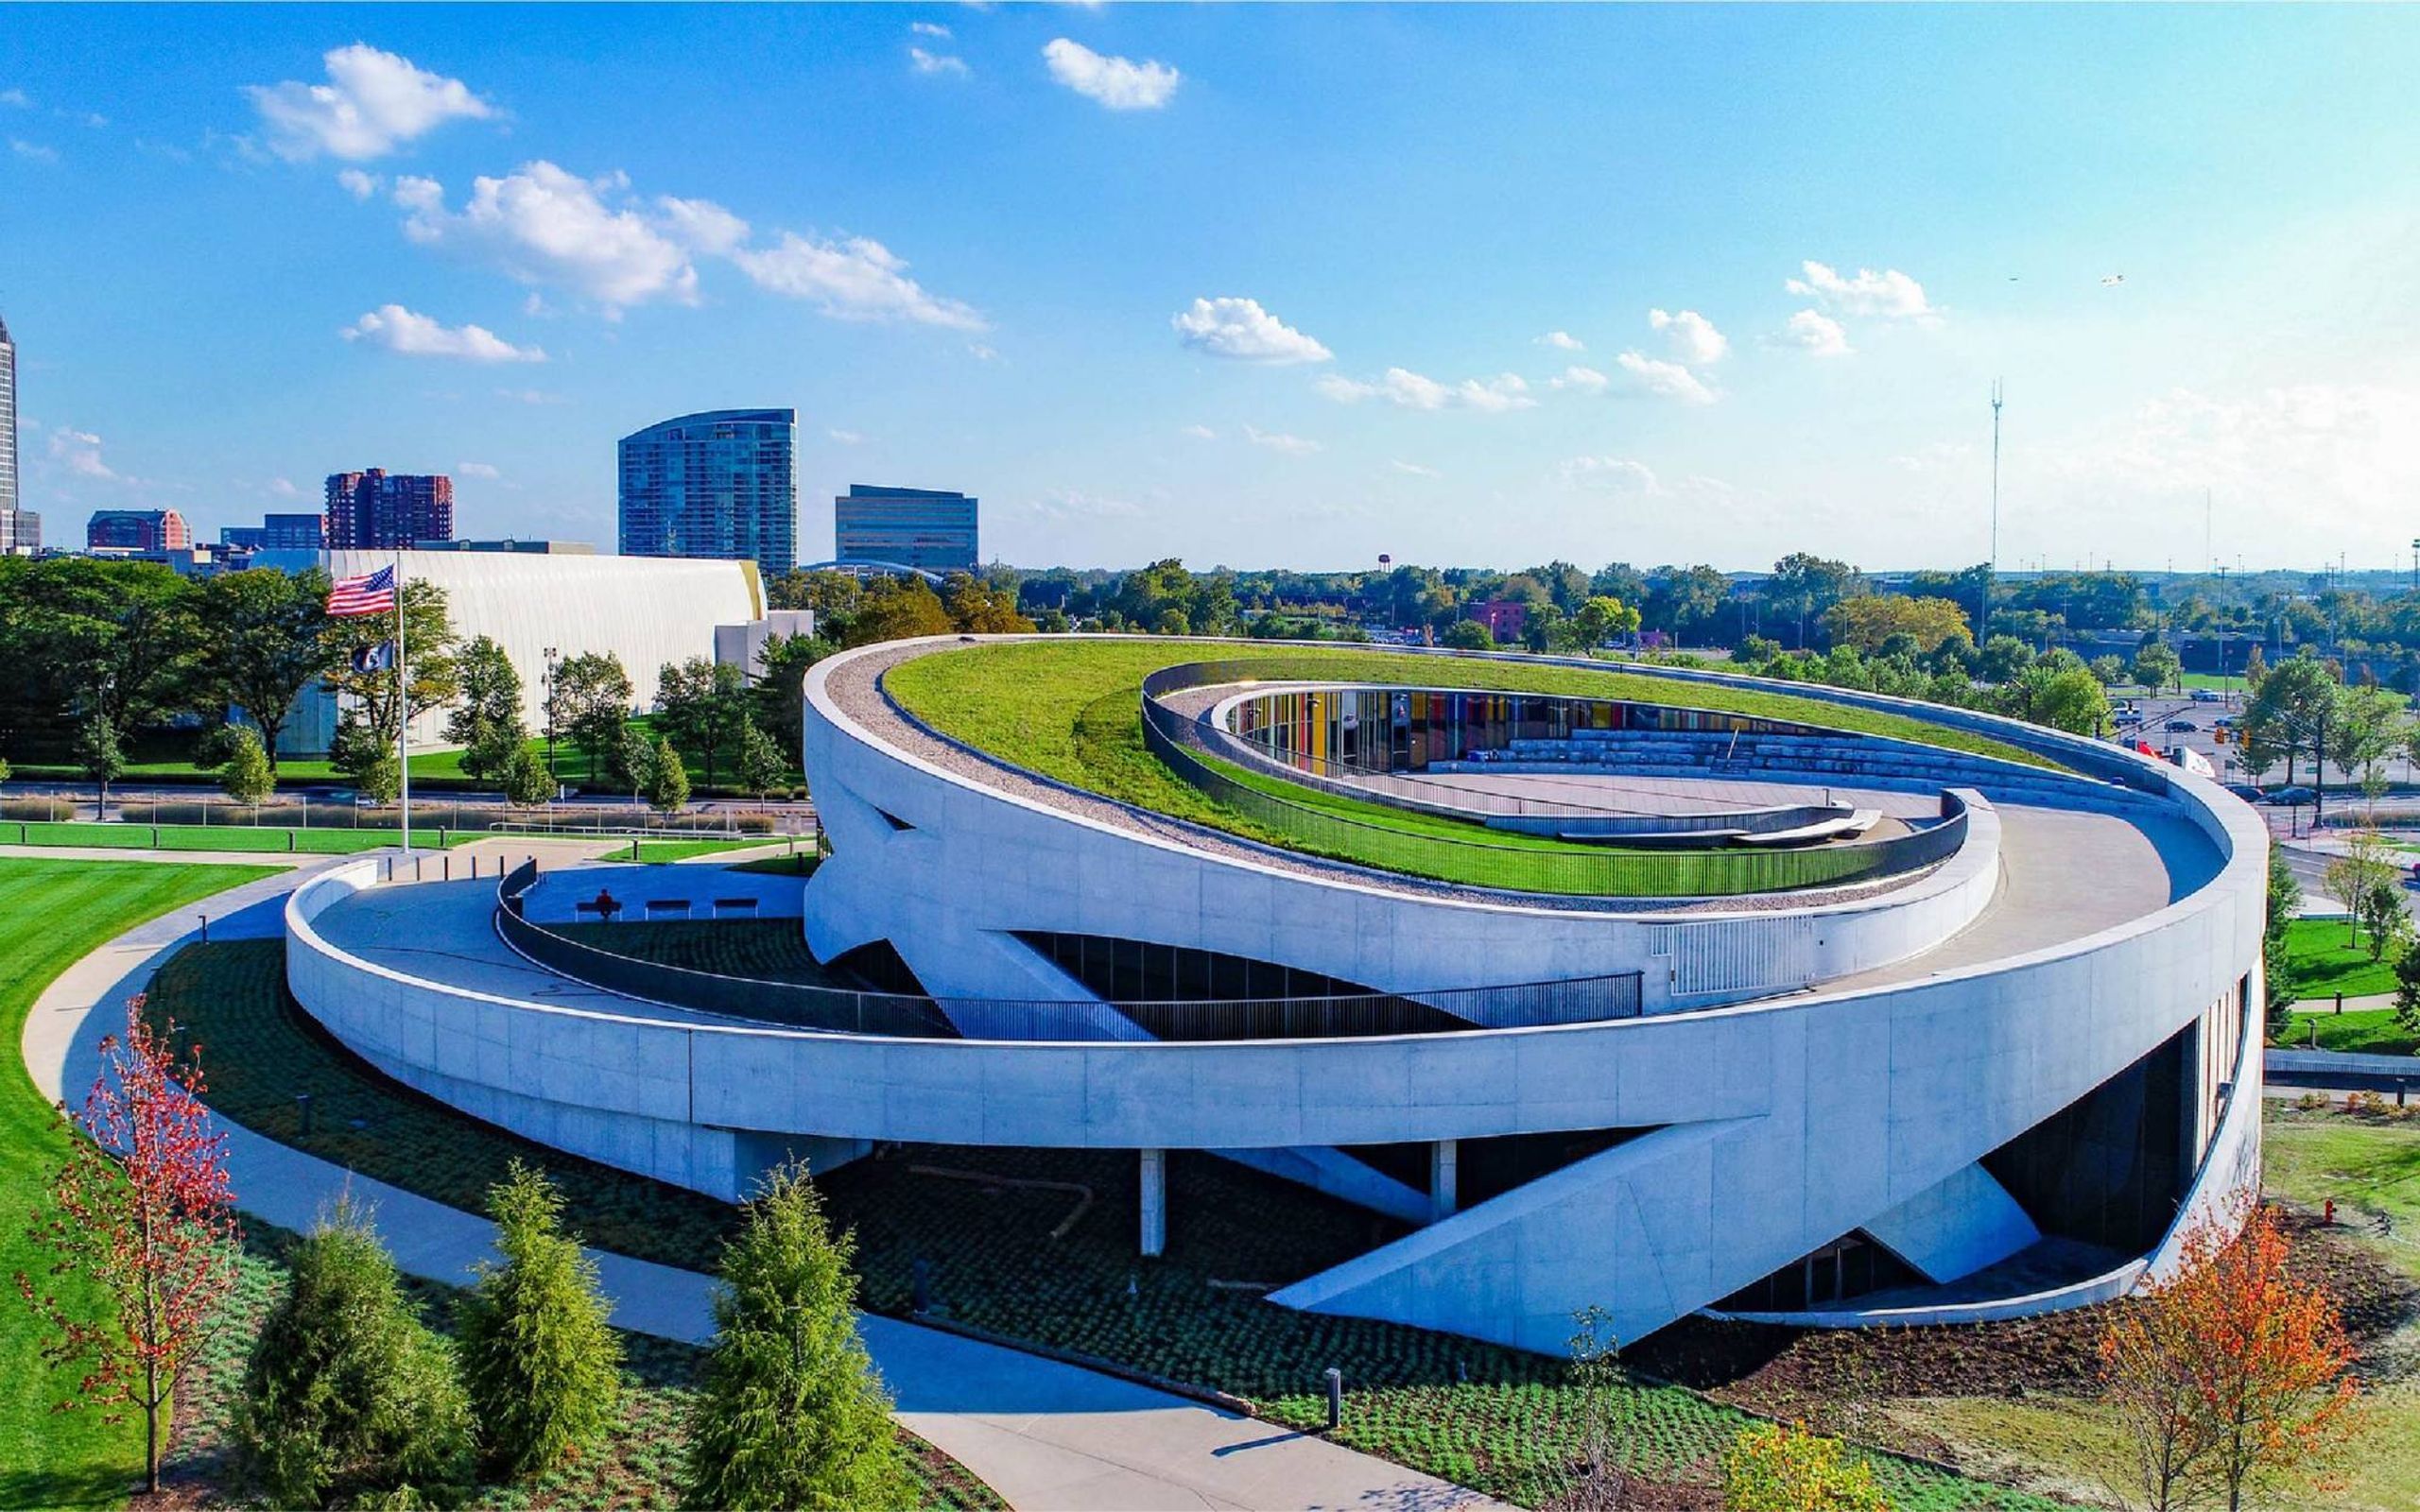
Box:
[19,859,1500,1512]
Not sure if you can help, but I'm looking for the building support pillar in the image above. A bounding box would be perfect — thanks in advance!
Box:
[1140,1147,1167,1258]
[1429,1139,1459,1223]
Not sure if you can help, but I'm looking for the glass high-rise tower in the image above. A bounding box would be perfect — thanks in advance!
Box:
[0,311,19,518]
[617,408,797,576]
[834,484,978,574]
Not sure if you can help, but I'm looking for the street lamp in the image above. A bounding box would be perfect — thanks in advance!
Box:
[542,645,560,783]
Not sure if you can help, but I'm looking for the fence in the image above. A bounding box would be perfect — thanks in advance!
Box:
[492,862,1642,1041]
[1139,662,1973,897]
[1,791,808,837]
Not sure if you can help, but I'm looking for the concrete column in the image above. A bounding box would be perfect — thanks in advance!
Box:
[1139,1148,1167,1257]
[1429,1139,1459,1222]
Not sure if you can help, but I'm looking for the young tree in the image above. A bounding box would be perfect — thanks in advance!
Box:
[1441,619,1495,651]
[2322,832,2399,951]
[2132,641,2183,695]
[752,632,830,763]
[457,1162,622,1476]
[77,706,125,818]
[610,720,656,804]
[1720,1423,1884,1512]
[549,651,633,783]
[197,565,339,769]
[2359,879,2411,964]
[645,734,690,814]
[733,717,788,799]
[217,723,275,807]
[18,998,240,1493]
[2099,1205,2364,1512]
[500,742,556,808]
[1557,1307,1629,1511]
[234,1197,471,1505]
[683,1162,913,1512]
[445,634,527,782]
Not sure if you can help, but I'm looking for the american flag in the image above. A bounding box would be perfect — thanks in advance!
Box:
[327,565,397,617]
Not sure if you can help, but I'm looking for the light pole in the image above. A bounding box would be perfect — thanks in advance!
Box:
[1983,379,2003,645]
[542,645,560,783]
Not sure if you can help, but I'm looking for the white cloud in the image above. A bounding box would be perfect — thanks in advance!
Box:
[494,387,567,405]
[1181,423,1217,439]
[342,304,548,363]
[1775,309,1851,356]
[1171,297,1331,364]
[1244,424,1320,455]
[911,21,953,38]
[396,162,700,308]
[1320,367,1535,412]
[1025,490,1144,522]
[9,138,57,163]
[732,231,986,329]
[1547,365,1610,394]
[1785,260,1934,320]
[827,428,865,445]
[1648,308,1727,366]
[337,167,383,200]
[268,476,302,498]
[0,89,29,109]
[967,342,999,361]
[1392,460,1443,479]
[910,47,970,77]
[457,460,502,479]
[1537,330,1584,352]
[1561,455,1662,494]
[49,427,120,481]
[1616,352,1717,404]
[653,194,751,255]
[1043,38,1180,111]
[246,43,493,162]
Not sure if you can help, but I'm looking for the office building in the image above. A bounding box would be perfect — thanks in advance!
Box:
[0,507,38,555]
[325,470,454,550]
[413,538,595,555]
[0,312,17,521]
[833,484,978,574]
[618,408,797,576]
[220,512,327,553]
[87,508,191,552]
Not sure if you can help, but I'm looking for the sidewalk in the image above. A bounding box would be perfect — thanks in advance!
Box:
[19,864,1498,1512]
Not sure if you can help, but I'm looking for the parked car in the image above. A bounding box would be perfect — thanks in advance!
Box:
[2115,711,2146,728]
[2165,718,2198,732]
[2191,688,2221,703]
[2263,786,2317,806]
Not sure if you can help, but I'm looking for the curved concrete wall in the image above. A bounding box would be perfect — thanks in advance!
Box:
[285,637,2268,1352]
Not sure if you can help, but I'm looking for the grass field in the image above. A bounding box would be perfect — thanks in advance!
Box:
[886,641,2020,894]
[2283,917,2404,1000]
[0,857,278,1512]
[601,836,803,864]
[0,819,479,854]
[2276,1005,2418,1056]
[143,937,2062,1510]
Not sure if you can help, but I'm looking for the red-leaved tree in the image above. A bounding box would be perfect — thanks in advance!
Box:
[17,996,240,1493]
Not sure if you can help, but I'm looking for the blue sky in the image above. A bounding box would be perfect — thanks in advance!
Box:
[5,4,2419,574]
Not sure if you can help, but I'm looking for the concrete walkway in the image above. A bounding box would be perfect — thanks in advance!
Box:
[20,862,1498,1512]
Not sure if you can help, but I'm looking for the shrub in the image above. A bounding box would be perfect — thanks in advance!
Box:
[645,735,690,813]
[456,1161,624,1476]
[683,1161,913,1512]
[217,725,276,806]
[1720,1422,1884,1512]
[233,1199,472,1505]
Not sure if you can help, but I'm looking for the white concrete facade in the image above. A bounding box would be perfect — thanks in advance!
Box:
[284,636,2269,1356]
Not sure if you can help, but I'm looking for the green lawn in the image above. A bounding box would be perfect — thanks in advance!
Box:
[0,820,478,854]
[2284,917,2403,1000]
[602,836,801,864]
[2277,1005,2419,1056]
[886,641,2009,896]
[0,857,278,1512]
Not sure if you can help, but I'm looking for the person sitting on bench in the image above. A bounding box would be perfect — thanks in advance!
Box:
[588,887,621,922]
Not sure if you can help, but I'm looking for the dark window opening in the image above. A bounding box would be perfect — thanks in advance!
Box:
[874,807,915,832]
[1011,931,1473,1039]
[830,939,929,997]
[1339,1126,1653,1209]
[1717,1230,1923,1313]
[1981,1024,2188,1255]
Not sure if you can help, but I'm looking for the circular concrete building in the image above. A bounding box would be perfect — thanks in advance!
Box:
[286,635,2265,1355]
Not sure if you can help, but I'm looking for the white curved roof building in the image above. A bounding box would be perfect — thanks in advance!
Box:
[285,636,2265,1354]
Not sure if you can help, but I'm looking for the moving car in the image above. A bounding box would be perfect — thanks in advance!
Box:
[2262,786,2317,806]
[2166,718,2199,732]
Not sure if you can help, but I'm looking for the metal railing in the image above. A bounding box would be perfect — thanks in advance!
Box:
[493,862,1642,1041]
[1140,661,1973,897]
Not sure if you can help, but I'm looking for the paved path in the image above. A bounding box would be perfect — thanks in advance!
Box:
[19,862,1498,1512]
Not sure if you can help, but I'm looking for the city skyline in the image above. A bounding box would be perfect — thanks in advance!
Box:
[4,8,2420,573]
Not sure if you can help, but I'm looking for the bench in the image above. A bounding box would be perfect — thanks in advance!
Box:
[572,900,621,922]
[713,897,761,918]
[644,899,694,919]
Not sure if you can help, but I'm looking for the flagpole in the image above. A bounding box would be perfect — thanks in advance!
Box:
[395,550,410,855]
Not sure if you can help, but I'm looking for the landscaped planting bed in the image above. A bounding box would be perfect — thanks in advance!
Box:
[157,1226,1002,1509]
[554,917,847,988]
[147,938,2066,1509]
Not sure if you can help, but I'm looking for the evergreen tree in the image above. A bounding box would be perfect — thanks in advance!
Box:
[456,1161,624,1476]
[645,734,690,813]
[733,716,787,799]
[500,741,556,807]
[216,723,275,807]
[234,1199,471,1506]
[683,1162,913,1512]
[446,634,527,782]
